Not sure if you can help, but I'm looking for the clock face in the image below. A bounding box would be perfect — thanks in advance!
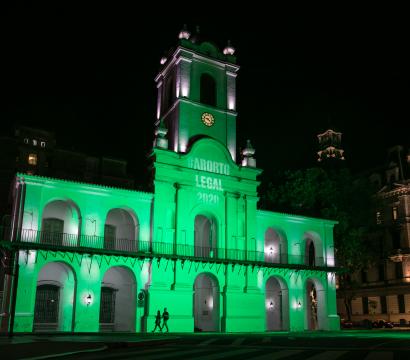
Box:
[201,112,215,127]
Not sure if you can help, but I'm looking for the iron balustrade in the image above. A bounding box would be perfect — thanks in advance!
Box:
[0,227,336,268]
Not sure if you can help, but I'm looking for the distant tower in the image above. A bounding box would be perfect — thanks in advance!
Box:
[317,129,345,162]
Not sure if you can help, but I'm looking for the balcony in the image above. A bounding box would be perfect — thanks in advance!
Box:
[0,227,336,270]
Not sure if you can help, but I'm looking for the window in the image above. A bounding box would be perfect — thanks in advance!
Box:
[200,73,216,107]
[100,287,116,323]
[41,218,64,245]
[41,141,46,148]
[362,297,369,314]
[361,269,367,283]
[163,73,176,112]
[24,138,29,144]
[378,264,385,281]
[398,294,405,313]
[33,139,38,146]
[28,153,37,165]
[395,262,403,279]
[380,296,387,314]
[376,211,382,225]
[104,224,116,251]
[390,228,401,249]
[34,284,60,324]
[392,206,398,221]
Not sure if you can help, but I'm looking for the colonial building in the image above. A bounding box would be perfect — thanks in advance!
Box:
[0,28,339,333]
[337,145,410,324]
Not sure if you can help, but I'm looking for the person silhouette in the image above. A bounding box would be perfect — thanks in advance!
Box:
[152,310,162,332]
[161,307,169,332]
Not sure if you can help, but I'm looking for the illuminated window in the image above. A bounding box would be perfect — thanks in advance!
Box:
[24,138,29,144]
[40,141,46,148]
[392,206,398,221]
[28,153,37,165]
[376,211,382,225]
[33,139,37,146]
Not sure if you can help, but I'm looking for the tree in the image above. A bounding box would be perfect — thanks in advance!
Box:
[261,167,380,320]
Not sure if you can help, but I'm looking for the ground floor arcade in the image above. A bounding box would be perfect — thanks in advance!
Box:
[9,250,340,333]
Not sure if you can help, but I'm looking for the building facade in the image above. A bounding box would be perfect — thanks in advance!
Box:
[1,29,339,333]
[337,146,410,324]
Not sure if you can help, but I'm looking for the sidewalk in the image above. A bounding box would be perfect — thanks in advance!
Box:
[0,333,178,360]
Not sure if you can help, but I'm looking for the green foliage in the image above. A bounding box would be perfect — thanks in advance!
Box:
[262,167,380,272]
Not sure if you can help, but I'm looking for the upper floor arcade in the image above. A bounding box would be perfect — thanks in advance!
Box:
[2,174,337,270]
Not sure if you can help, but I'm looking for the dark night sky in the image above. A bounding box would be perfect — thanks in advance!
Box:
[1,4,409,186]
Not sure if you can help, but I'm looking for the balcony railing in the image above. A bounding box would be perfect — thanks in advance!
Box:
[0,227,336,268]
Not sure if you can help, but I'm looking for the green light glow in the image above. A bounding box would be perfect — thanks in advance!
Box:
[9,39,340,334]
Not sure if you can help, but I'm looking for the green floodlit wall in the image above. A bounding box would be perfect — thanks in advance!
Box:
[11,42,339,333]
[12,139,339,333]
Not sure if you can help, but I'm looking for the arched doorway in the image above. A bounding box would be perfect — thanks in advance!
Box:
[265,276,289,331]
[104,208,138,252]
[307,240,315,266]
[264,228,287,264]
[99,266,136,332]
[304,232,323,266]
[194,215,217,259]
[33,262,76,332]
[306,278,326,330]
[41,200,81,247]
[194,273,220,332]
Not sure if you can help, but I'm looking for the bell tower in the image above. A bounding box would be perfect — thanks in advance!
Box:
[154,26,239,161]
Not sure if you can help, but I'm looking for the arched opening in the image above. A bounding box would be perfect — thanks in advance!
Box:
[194,215,217,258]
[304,232,323,266]
[306,278,326,330]
[33,262,76,332]
[104,209,138,252]
[194,273,220,332]
[265,276,289,331]
[41,200,81,246]
[307,240,315,266]
[99,266,136,332]
[200,73,216,107]
[264,228,287,264]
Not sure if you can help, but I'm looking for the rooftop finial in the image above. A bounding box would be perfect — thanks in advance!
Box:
[154,119,168,149]
[178,24,191,40]
[223,40,235,55]
[241,140,256,167]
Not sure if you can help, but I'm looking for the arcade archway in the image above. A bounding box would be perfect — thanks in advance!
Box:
[99,266,136,332]
[265,276,289,331]
[104,208,138,252]
[33,262,76,332]
[193,273,220,332]
[306,278,326,330]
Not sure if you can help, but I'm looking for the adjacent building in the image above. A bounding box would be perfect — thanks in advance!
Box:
[0,28,339,333]
[337,145,410,324]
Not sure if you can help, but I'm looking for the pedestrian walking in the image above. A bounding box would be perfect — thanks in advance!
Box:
[161,307,169,332]
[152,310,162,332]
